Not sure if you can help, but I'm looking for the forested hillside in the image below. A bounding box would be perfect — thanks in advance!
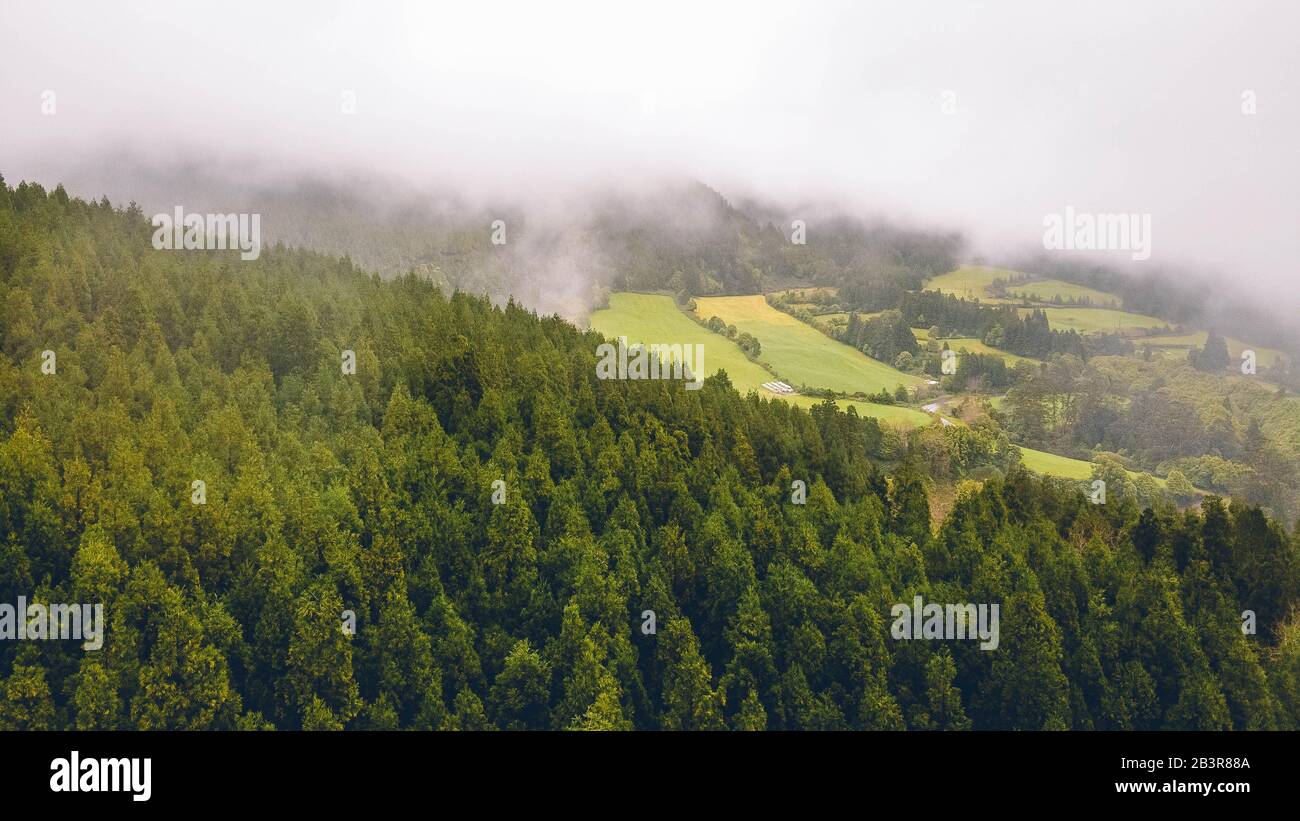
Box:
[1,178,1298,730]
[99,172,962,317]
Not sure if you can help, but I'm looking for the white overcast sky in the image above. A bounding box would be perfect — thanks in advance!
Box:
[1,0,1296,310]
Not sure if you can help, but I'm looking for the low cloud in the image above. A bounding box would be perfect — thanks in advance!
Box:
[1,0,1295,316]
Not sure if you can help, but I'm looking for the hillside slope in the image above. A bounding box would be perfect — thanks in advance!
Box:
[1,179,1297,731]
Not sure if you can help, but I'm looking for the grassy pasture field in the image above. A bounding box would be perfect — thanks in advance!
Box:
[694,295,925,395]
[927,268,1169,334]
[592,294,1196,482]
[941,337,1040,366]
[923,265,1021,303]
[1018,446,1094,480]
[590,292,774,388]
[844,310,886,322]
[590,293,932,427]
[1018,446,1172,487]
[1140,331,1283,368]
[816,310,881,331]
[912,330,1040,366]
[1018,306,1169,334]
[1007,278,1121,307]
[829,399,933,427]
[927,268,1120,308]
[813,311,853,333]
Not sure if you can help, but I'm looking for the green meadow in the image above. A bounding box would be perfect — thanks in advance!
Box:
[1007,278,1121,307]
[590,293,775,388]
[927,268,1121,309]
[1018,306,1169,334]
[912,330,1040,366]
[1140,331,1283,368]
[923,265,1021,303]
[590,293,931,427]
[694,295,925,395]
[591,293,1206,482]
[1017,446,1094,480]
[926,268,1168,335]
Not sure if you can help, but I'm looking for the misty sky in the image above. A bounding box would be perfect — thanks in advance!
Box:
[2,1,1296,311]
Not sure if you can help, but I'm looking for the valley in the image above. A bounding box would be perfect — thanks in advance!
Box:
[588,261,1296,514]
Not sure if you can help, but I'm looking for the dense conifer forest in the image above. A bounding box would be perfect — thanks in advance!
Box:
[1,179,1298,730]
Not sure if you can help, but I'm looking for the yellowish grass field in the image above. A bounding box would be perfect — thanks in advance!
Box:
[695,295,925,395]
[590,293,932,428]
[591,293,775,387]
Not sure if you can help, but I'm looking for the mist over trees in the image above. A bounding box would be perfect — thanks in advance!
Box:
[1010,252,1300,354]
[2,179,1298,731]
